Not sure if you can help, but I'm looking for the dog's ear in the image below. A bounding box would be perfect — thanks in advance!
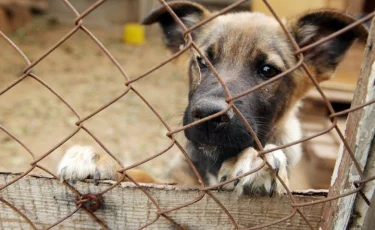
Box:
[288,9,368,81]
[142,1,210,53]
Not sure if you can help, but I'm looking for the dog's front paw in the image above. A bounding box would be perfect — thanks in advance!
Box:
[57,145,119,185]
[218,144,289,196]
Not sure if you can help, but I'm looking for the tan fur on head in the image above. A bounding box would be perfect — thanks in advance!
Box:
[56,2,369,195]
[141,2,368,192]
[287,9,368,82]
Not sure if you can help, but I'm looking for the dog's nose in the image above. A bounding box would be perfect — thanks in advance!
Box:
[191,100,233,128]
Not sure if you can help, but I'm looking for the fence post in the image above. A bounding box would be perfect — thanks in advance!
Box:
[321,17,375,230]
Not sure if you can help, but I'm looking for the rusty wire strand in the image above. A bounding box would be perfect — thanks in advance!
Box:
[0,197,38,230]
[0,0,375,229]
[329,98,375,118]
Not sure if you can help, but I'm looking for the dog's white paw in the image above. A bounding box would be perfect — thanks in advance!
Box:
[57,145,118,184]
[217,144,289,196]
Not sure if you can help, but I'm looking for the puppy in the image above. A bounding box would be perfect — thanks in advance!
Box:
[58,1,367,195]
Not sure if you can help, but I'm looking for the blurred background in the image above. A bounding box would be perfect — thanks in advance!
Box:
[1,0,374,190]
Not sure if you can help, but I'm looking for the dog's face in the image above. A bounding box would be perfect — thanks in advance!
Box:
[182,13,297,150]
[143,2,367,153]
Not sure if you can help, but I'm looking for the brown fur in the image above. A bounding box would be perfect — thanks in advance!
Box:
[141,1,368,190]
[97,154,158,183]
[58,1,368,195]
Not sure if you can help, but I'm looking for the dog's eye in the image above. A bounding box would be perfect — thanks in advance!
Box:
[258,65,280,78]
[196,56,207,69]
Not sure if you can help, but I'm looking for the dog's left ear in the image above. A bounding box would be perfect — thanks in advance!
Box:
[288,9,368,81]
[141,1,211,53]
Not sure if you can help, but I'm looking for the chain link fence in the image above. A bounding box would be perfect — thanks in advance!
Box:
[1,0,375,229]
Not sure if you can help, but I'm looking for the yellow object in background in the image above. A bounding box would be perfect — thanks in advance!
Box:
[124,23,145,45]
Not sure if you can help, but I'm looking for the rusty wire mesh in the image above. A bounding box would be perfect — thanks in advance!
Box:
[1,0,375,229]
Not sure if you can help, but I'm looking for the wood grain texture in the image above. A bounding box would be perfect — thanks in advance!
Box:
[321,17,375,230]
[0,173,326,229]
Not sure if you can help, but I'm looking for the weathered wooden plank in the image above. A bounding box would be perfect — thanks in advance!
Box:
[0,7,11,33]
[359,139,375,230]
[363,190,375,229]
[0,0,48,10]
[0,173,326,229]
[321,17,375,230]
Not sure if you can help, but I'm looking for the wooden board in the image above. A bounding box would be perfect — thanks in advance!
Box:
[321,17,375,230]
[0,173,327,229]
[299,108,346,189]
[0,7,11,33]
[0,0,47,10]
[0,4,32,34]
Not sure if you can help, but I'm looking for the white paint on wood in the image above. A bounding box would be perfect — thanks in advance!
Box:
[322,16,375,229]
[332,63,375,230]
[348,61,375,229]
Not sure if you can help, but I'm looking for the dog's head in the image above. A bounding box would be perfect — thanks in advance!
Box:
[143,1,367,153]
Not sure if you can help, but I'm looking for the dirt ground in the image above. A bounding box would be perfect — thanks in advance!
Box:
[1,17,189,181]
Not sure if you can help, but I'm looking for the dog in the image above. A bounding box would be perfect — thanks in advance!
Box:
[57,1,367,196]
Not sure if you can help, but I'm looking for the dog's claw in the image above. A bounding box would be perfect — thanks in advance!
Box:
[269,179,276,197]
[268,159,280,197]
[93,171,100,186]
[59,167,66,183]
[71,172,78,184]
[234,179,240,187]
[234,170,243,187]
[218,175,227,192]
[273,159,280,176]
[269,159,281,197]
